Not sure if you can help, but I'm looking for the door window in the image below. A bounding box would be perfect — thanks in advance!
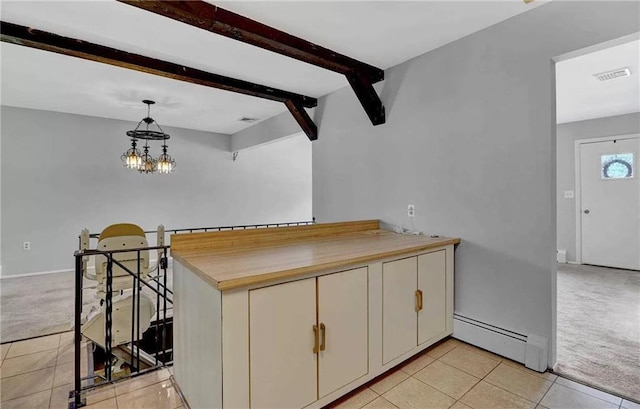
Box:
[601,153,633,179]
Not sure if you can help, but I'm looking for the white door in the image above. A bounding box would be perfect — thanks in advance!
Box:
[317,267,368,398]
[417,250,447,345]
[382,257,417,364]
[580,137,640,270]
[249,278,318,409]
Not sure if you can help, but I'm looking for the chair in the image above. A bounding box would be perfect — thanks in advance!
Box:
[81,223,157,350]
[94,223,152,299]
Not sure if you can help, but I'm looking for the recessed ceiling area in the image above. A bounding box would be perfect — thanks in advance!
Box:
[556,38,640,124]
[1,0,549,135]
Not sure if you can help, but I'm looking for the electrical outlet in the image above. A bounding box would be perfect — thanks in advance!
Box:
[407,204,415,218]
[564,190,575,199]
[23,241,31,251]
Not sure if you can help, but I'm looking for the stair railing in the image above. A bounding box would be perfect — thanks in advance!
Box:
[72,219,314,407]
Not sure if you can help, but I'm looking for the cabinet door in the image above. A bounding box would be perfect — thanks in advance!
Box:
[418,250,447,345]
[382,257,418,364]
[318,267,368,398]
[249,278,317,409]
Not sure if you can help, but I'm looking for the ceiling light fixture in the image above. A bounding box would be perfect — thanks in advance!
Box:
[156,143,176,174]
[122,138,142,170]
[121,100,176,174]
[139,142,156,174]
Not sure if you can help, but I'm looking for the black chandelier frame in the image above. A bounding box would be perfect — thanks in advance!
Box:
[122,100,176,174]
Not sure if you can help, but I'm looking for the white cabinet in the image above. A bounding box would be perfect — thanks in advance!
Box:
[418,251,447,344]
[249,267,369,409]
[382,250,447,364]
[318,268,369,398]
[173,243,454,409]
[382,257,418,364]
[249,279,318,409]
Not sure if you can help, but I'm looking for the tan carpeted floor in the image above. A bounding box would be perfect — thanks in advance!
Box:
[0,270,172,344]
[556,263,640,402]
[0,272,87,343]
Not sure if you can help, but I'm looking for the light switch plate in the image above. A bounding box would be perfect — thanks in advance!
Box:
[564,190,574,199]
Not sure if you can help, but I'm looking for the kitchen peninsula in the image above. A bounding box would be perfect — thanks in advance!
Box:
[170,220,460,409]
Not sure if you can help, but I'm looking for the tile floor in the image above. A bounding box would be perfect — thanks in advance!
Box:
[328,339,639,409]
[1,334,638,409]
[0,331,184,409]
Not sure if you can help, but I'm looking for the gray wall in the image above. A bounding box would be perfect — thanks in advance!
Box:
[231,110,305,152]
[312,0,639,364]
[1,106,312,276]
[557,113,640,262]
[0,108,3,276]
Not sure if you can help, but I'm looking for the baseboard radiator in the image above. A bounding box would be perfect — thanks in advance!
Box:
[453,314,548,372]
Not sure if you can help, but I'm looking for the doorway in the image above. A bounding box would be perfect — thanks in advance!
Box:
[576,135,640,270]
[554,34,640,402]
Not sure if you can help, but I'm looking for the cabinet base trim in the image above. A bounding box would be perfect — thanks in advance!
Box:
[303,332,450,409]
[453,314,527,364]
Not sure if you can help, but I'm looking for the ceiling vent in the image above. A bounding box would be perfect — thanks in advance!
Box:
[593,68,631,82]
[238,116,260,123]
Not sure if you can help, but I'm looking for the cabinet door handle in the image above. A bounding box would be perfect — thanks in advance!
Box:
[313,325,319,353]
[320,323,326,351]
[416,289,424,311]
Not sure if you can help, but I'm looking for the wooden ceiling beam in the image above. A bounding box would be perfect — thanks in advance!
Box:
[1,20,319,140]
[346,72,385,126]
[118,1,384,82]
[285,99,317,141]
[118,1,386,126]
[0,21,317,110]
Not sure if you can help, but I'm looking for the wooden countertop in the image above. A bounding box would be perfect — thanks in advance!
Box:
[170,220,460,291]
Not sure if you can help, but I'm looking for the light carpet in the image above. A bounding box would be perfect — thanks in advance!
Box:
[0,270,172,344]
[0,271,95,343]
[556,263,640,402]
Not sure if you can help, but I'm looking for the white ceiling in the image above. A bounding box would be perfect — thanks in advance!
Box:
[556,39,640,124]
[1,0,548,135]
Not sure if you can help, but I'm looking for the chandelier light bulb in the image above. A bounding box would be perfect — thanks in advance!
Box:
[139,144,156,174]
[121,139,142,169]
[156,143,176,174]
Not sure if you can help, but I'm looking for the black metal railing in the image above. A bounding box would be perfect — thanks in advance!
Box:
[73,245,171,408]
[72,219,314,407]
[78,219,317,247]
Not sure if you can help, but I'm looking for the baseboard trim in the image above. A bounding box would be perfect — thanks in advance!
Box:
[0,257,174,279]
[0,268,73,279]
[453,314,527,364]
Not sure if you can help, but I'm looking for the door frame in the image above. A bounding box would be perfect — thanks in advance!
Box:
[574,133,640,264]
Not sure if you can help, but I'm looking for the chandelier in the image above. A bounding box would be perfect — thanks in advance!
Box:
[121,100,176,174]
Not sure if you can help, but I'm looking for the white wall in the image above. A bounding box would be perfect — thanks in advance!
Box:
[0,106,312,276]
[311,0,639,366]
[557,113,640,262]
